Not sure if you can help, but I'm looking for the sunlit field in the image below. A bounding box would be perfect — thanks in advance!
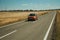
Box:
[0,11,47,26]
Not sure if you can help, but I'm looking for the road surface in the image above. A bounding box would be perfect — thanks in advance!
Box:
[0,12,56,40]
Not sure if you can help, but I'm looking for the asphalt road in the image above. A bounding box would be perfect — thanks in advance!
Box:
[0,12,56,40]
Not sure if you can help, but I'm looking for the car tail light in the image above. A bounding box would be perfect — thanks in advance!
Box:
[34,16,36,18]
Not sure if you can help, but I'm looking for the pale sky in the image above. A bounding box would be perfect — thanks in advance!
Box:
[0,0,60,10]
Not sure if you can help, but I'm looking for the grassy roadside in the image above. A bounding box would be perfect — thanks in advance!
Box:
[55,11,60,40]
[0,11,47,26]
[0,12,29,26]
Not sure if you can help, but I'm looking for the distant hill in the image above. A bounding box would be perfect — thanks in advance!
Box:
[0,9,60,12]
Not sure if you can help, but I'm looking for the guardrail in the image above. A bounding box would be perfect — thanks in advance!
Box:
[44,12,57,40]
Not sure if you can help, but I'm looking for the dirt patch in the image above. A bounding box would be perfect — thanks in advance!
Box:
[55,11,60,40]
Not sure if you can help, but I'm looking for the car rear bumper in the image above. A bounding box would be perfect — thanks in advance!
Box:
[28,18,36,21]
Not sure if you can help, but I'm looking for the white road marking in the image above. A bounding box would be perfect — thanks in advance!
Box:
[0,30,17,39]
[0,20,24,28]
[43,13,56,40]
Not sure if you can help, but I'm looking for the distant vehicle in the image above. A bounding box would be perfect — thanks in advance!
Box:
[28,13,38,21]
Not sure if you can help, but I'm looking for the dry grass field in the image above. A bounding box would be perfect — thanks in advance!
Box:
[55,10,60,40]
[0,11,47,26]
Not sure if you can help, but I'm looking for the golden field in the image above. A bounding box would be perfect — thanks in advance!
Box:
[0,11,47,26]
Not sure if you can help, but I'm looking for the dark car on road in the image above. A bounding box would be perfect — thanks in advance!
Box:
[28,13,38,21]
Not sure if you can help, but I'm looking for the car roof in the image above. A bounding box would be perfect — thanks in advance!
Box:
[29,13,36,16]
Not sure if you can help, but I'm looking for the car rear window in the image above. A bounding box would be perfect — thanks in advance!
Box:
[29,14,35,16]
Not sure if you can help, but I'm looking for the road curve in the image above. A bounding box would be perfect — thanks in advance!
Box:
[0,12,55,40]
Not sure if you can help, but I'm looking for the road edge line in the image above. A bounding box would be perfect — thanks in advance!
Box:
[43,13,56,40]
[0,20,25,28]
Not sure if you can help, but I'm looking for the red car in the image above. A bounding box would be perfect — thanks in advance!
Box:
[28,13,38,21]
